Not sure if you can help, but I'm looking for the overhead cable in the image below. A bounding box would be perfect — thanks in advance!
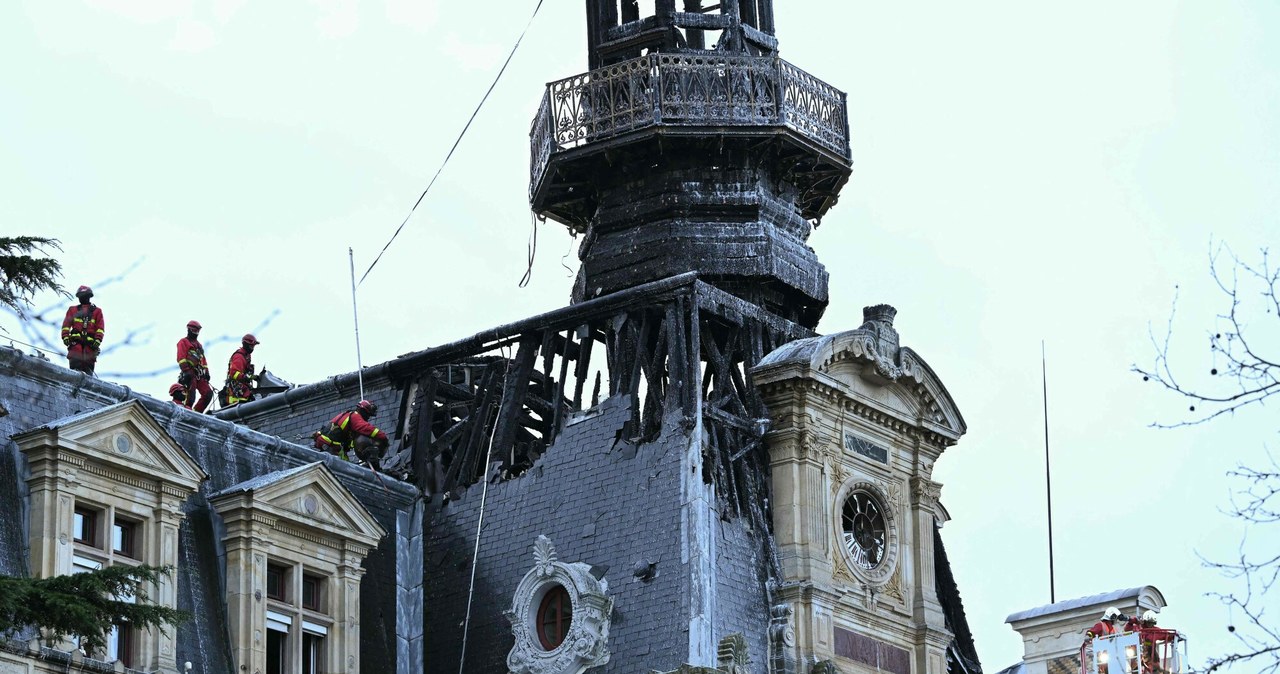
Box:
[360,0,547,286]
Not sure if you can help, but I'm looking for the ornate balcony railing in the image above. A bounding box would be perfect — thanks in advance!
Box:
[530,53,850,197]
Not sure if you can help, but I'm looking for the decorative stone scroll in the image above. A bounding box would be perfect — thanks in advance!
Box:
[506,536,613,674]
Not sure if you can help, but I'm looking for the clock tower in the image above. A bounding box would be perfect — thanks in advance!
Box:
[754,305,973,674]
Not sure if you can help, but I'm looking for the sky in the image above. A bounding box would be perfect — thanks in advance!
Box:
[2,0,1277,670]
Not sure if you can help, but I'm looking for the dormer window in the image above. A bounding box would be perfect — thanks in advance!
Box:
[210,462,384,674]
[15,400,208,672]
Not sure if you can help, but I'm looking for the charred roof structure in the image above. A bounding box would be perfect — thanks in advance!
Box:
[224,3,980,674]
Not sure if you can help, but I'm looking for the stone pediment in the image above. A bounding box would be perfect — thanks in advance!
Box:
[754,305,966,442]
[12,399,207,492]
[210,462,384,548]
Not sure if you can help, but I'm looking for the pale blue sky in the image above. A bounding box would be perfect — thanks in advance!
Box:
[2,1,1276,670]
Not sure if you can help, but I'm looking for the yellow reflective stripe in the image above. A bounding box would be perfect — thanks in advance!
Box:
[339,417,350,430]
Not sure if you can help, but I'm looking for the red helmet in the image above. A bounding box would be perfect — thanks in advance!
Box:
[356,400,377,417]
[242,333,260,346]
[168,383,185,396]
[75,285,93,298]
[186,320,202,332]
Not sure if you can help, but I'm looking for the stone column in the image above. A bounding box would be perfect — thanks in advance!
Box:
[333,544,368,674]
[223,517,269,674]
[149,490,186,673]
[23,443,75,579]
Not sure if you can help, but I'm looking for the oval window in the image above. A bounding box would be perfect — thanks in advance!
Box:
[536,584,573,650]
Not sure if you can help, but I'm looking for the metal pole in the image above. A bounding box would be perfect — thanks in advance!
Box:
[1042,340,1056,604]
[349,248,365,400]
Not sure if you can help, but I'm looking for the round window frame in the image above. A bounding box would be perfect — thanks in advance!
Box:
[833,480,899,584]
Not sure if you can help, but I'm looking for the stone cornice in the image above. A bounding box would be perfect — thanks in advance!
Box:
[760,377,958,451]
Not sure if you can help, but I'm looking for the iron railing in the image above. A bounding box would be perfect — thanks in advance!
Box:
[530,53,850,196]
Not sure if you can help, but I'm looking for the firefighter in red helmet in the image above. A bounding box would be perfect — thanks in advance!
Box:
[176,320,213,412]
[60,285,104,374]
[169,383,187,406]
[224,333,260,406]
[313,400,389,464]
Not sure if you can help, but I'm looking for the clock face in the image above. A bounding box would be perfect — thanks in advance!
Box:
[841,491,886,570]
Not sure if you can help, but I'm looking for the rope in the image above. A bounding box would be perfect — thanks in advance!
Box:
[360,0,547,286]
[3,336,63,358]
[457,345,511,674]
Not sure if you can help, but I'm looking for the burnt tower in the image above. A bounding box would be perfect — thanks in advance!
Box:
[530,0,852,328]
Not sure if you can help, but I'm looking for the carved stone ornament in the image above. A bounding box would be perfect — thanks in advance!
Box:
[811,659,843,674]
[910,476,943,510]
[883,568,904,602]
[506,535,613,674]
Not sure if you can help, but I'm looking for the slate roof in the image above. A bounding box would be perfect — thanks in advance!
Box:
[208,462,320,498]
[936,527,983,674]
[21,400,137,431]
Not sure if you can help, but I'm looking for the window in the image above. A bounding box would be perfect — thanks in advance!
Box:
[265,560,333,674]
[536,584,572,650]
[302,574,323,612]
[302,632,324,674]
[267,564,288,602]
[266,628,287,674]
[107,623,134,668]
[73,507,99,546]
[113,518,137,558]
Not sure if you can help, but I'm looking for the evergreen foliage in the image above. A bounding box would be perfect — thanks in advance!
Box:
[0,236,65,312]
[0,565,187,654]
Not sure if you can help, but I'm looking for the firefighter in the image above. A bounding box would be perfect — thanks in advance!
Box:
[60,285,104,374]
[169,383,188,406]
[176,320,213,412]
[313,400,389,465]
[1136,611,1161,673]
[1086,607,1123,640]
[224,334,260,406]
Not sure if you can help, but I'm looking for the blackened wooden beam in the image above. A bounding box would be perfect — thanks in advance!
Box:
[413,374,438,493]
[490,337,540,467]
[552,329,573,438]
[573,328,595,409]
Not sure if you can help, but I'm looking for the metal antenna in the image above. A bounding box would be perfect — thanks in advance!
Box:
[1042,340,1056,604]
[349,248,365,400]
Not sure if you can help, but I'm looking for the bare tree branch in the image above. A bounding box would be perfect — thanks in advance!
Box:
[1144,244,1280,674]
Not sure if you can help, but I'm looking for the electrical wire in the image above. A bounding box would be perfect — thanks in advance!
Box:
[518,210,538,288]
[360,0,547,287]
